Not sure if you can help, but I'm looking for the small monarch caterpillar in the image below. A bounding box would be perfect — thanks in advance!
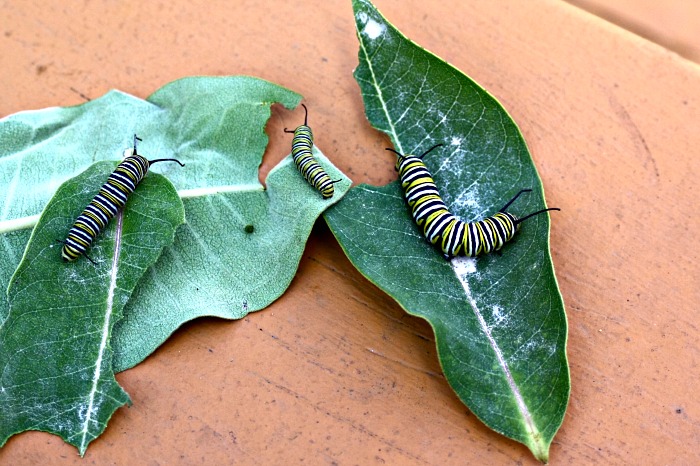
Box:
[60,135,184,263]
[284,104,341,199]
[387,144,559,259]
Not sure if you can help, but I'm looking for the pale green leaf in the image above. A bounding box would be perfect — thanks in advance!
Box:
[324,1,569,461]
[0,77,351,374]
[115,144,348,370]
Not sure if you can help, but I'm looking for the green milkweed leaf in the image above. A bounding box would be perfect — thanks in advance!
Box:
[0,77,350,374]
[0,76,350,453]
[324,0,569,461]
[0,163,185,454]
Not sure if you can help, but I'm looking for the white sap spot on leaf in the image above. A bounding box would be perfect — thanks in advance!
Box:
[452,190,479,211]
[492,305,503,321]
[67,269,81,282]
[77,402,87,423]
[80,186,94,196]
[489,304,511,329]
[362,19,385,40]
[356,11,368,24]
[522,339,539,356]
[450,137,462,146]
[510,335,557,364]
[451,256,477,279]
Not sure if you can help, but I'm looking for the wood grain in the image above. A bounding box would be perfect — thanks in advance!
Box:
[1,0,698,463]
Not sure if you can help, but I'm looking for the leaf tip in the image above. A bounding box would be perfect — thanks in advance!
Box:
[528,435,551,463]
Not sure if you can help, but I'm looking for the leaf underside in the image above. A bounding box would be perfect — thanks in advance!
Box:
[325,0,569,461]
[0,76,351,373]
[0,76,351,453]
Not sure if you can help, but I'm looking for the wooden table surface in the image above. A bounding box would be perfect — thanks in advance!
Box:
[566,0,700,63]
[1,0,698,464]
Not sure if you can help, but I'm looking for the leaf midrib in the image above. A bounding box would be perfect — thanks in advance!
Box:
[76,207,124,454]
[0,184,265,234]
[357,19,403,155]
[451,257,545,457]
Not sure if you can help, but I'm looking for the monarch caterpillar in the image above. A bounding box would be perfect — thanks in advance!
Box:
[387,144,559,259]
[60,135,184,263]
[284,104,340,199]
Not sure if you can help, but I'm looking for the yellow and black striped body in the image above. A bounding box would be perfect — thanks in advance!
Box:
[290,124,336,199]
[396,153,520,259]
[61,154,150,262]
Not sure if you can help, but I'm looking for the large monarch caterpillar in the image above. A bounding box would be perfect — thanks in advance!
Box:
[387,144,559,259]
[60,135,184,263]
[284,104,340,199]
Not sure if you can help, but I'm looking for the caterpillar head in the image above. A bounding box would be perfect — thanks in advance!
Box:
[497,211,521,239]
[388,150,416,172]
